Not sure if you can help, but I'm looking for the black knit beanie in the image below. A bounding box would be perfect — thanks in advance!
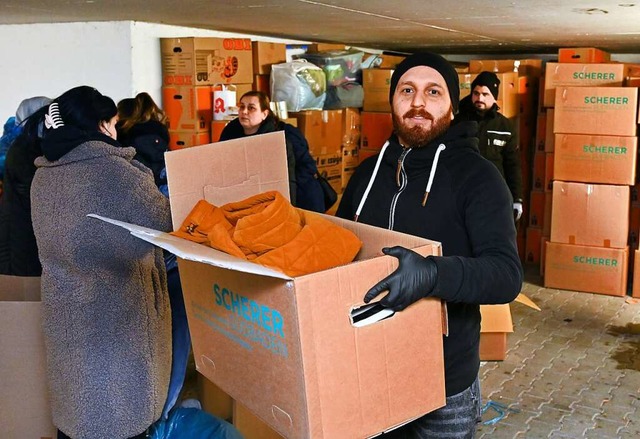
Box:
[389,52,460,114]
[471,71,500,100]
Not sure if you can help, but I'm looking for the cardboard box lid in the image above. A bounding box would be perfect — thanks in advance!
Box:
[480,294,539,333]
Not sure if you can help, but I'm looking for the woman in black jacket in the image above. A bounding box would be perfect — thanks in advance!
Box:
[0,96,51,276]
[219,91,326,212]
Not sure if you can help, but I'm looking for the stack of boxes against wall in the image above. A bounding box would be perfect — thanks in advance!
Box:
[529,47,640,298]
[160,37,255,150]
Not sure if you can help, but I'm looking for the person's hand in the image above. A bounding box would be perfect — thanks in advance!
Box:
[513,202,523,222]
[364,246,438,311]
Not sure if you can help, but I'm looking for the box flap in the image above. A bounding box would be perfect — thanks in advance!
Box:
[480,304,513,333]
[164,132,290,228]
[0,275,41,302]
[515,293,540,311]
[87,214,291,280]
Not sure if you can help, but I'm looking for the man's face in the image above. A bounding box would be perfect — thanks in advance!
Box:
[391,65,454,149]
[471,85,496,112]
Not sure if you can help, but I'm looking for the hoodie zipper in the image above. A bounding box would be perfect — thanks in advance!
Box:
[389,148,411,230]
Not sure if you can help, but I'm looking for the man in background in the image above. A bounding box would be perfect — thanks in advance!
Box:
[456,71,524,222]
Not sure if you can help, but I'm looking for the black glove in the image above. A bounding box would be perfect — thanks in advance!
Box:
[364,246,438,311]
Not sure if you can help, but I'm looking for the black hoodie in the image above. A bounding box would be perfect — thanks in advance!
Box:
[337,120,523,396]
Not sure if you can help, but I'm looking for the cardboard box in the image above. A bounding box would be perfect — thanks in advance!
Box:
[211,119,232,143]
[163,85,212,132]
[535,113,547,152]
[540,236,549,276]
[518,76,538,115]
[315,152,343,194]
[551,181,629,249]
[253,74,271,97]
[543,63,634,107]
[363,69,394,112]
[553,134,638,185]
[525,226,543,264]
[360,111,393,150]
[479,304,512,361]
[543,191,553,238]
[363,53,406,69]
[479,295,540,361]
[168,130,210,150]
[544,108,555,152]
[341,144,359,191]
[544,242,628,296]
[633,249,640,298]
[252,41,287,75]
[553,87,638,137]
[293,110,343,156]
[306,43,345,53]
[558,47,611,64]
[234,401,285,439]
[528,190,545,228]
[94,133,447,438]
[0,276,56,439]
[342,107,361,146]
[468,59,543,77]
[198,373,233,421]
[232,83,253,103]
[532,152,546,191]
[544,152,554,192]
[161,37,253,86]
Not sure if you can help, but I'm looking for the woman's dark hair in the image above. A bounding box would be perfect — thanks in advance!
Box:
[53,86,117,133]
[118,92,167,134]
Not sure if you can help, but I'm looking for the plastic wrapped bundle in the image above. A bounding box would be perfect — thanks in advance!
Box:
[270,60,326,111]
[299,49,364,86]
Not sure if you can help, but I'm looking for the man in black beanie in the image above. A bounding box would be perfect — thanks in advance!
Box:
[457,71,524,222]
[337,53,523,437]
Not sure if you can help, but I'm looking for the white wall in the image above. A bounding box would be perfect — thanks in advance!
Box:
[0,21,309,124]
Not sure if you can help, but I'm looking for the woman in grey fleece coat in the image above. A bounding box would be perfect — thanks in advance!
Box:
[29,86,173,439]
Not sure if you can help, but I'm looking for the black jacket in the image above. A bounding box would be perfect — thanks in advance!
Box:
[0,133,42,275]
[220,116,325,212]
[336,121,523,396]
[456,96,523,203]
[118,120,170,190]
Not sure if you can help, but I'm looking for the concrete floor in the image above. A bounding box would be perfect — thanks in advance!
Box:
[477,266,640,438]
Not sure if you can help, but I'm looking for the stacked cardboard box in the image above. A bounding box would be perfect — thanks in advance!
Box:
[543,83,638,296]
[160,37,254,149]
[361,68,394,161]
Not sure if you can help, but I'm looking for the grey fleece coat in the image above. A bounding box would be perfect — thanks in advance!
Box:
[30,141,173,439]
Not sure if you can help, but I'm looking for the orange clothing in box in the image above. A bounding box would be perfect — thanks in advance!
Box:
[173,191,362,276]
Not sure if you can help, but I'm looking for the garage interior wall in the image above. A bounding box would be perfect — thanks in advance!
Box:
[0,21,307,123]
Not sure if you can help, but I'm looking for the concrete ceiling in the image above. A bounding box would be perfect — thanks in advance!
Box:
[3,0,640,54]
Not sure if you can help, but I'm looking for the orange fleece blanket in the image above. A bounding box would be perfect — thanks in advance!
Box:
[172,191,362,276]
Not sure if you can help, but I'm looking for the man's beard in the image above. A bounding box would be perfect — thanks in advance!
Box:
[392,107,452,149]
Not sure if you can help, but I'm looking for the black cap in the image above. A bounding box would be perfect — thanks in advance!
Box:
[471,71,500,100]
[389,52,460,114]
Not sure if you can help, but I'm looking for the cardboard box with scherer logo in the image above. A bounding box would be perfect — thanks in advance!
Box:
[543,62,638,107]
[553,86,638,137]
[544,242,628,297]
[554,134,637,185]
[92,132,447,439]
[161,37,253,86]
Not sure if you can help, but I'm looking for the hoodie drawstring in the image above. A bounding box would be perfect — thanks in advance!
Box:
[422,144,446,206]
[354,141,389,222]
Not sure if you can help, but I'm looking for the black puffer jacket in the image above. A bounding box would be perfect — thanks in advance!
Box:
[337,121,523,396]
[0,133,42,275]
[456,96,523,203]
